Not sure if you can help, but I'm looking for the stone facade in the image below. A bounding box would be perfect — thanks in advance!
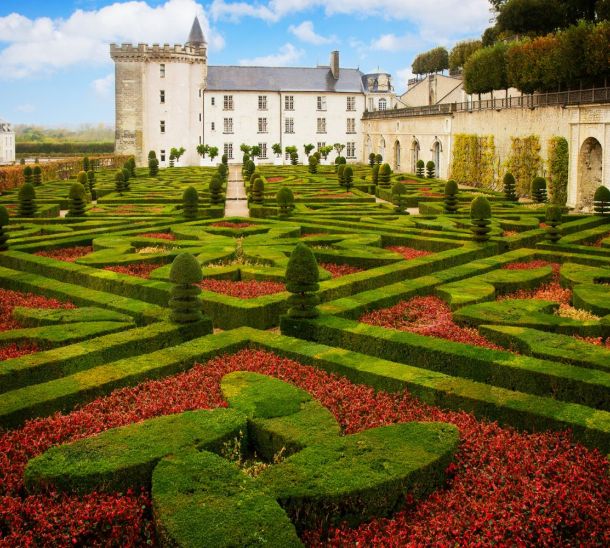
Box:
[0,119,15,165]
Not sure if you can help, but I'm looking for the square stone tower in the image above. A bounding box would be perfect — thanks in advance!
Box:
[110,17,207,166]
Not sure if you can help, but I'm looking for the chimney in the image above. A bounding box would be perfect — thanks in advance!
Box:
[330,51,340,80]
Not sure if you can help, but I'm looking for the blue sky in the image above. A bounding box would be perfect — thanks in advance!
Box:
[0,0,491,126]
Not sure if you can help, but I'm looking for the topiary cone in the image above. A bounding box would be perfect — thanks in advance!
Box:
[545,205,562,243]
[67,182,87,217]
[444,179,459,214]
[169,253,203,323]
[182,186,199,219]
[503,172,517,202]
[593,186,610,215]
[276,187,295,215]
[470,196,492,243]
[391,182,408,214]
[18,183,37,217]
[285,243,320,319]
[0,205,9,251]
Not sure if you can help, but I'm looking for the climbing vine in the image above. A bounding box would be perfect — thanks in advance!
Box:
[547,136,569,206]
[450,134,496,188]
[504,136,542,195]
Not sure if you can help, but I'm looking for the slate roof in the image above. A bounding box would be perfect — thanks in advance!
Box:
[186,17,206,46]
[206,66,367,93]
[0,119,12,133]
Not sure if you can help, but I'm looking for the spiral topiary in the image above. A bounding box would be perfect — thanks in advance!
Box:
[593,186,610,215]
[375,154,383,165]
[372,164,380,185]
[33,165,42,186]
[426,161,436,179]
[379,163,392,186]
[276,187,295,215]
[368,152,376,167]
[182,186,199,219]
[126,157,136,178]
[218,163,228,181]
[285,243,320,319]
[67,182,87,217]
[290,152,298,166]
[83,156,90,172]
[470,196,492,243]
[531,177,547,203]
[503,172,517,202]
[337,164,346,186]
[115,171,125,194]
[0,205,10,251]
[209,176,223,205]
[148,150,157,160]
[222,153,228,166]
[18,183,37,217]
[252,178,265,204]
[392,182,408,214]
[122,168,131,191]
[244,160,256,180]
[149,158,159,177]
[23,166,33,184]
[343,166,354,190]
[416,159,425,178]
[545,205,562,243]
[168,253,203,323]
[444,179,459,214]
[87,170,96,200]
[308,155,318,174]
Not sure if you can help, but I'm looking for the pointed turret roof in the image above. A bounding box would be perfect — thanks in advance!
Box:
[186,16,206,46]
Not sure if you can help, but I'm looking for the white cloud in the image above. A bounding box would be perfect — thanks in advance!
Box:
[0,0,224,80]
[288,21,336,45]
[91,73,114,97]
[239,43,304,66]
[211,0,489,37]
[394,67,415,94]
[16,103,36,113]
[371,33,420,52]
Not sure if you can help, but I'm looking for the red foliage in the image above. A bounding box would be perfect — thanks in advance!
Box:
[317,193,353,198]
[136,232,176,241]
[198,279,285,298]
[0,349,608,545]
[386,246,433,260]
[593,233,610,247]
[0,288,75,333]
[575,336,610,349]
[503,230,518,237]
[0,342,40,361]
[267,177,285,183]
[210,221,255,229]
[360,295,502,350]
[500,261,571,304]
[34,246,93,263]
[103,263,160,279]
[319,262,364,278]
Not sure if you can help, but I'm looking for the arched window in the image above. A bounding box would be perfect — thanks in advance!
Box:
[378,98,387,111]
[411,139,420,172]
[379,138,386,159]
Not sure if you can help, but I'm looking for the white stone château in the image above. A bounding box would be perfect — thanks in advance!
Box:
[0,118,15,165]
[111,17,395,167]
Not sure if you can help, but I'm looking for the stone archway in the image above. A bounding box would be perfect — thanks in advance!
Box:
[432,141,441,177]
[577,137,603,210]
[365,136,372,159]
[394,141,401,170]
[411,139,420,173]
[379,137,386,161]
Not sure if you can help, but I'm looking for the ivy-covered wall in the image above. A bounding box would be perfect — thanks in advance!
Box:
[547,136,569,206]
[449,134,496,188]
[504,136,542,195]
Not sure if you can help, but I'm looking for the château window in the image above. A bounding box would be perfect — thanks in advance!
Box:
[285,118,294,134]
[224,143,233,160]
[347,96,356,111]
[317,96,326,111]
[258,142,267,159]
[211,97,215,106]
[258,118,268,133]
[316,118,326,134]
[211,122,215,131]
[160,90,165,104]
[160,120,165,133]
[284,95,294,110]
[347,118,356,134]
[258,96,267,110]
[223,118,233,134]
[317,142,325,150]
[346,142,356,158]
[160,149,166,162]
[378,98,387,111]
[223,95,234,110]
[160,64,165,78]
[198,113,202,122]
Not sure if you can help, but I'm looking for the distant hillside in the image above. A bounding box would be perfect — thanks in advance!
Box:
[15,124,114,143]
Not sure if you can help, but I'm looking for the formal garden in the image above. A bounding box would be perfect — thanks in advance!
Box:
[0,153,609,546]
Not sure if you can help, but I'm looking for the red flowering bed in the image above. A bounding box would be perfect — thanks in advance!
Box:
[593,233,610,247]
[385,246,433,260]
[136,232,176,241]
[210,221,255,229]
[198,279,285,298]
[317,192,352,198]
[503,230,518,237]
[319,262,365,278]
[500,261,571,304]
[103,263,160,279]
[1,349,608,545]
[360,295,502,349]
[0,289,75,361]
[267,177,285,183]
[34,246,93,263]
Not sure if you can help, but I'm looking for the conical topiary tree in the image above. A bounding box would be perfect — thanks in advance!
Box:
[209,176,223,204]
[593,186,610,215]
[115,172,125,194]
[343,166,354,191]
[368,152,376,167]
[168,253,203,323]
[285,243,320,319]
[416,159,425,178]
[149,157,159,177]
[23,166,33,184]
[470,196,492,243]
[426,161,436,179]
[308,155,318,174]
[375,154,383,165]
[444,180,459,214]
[379,163,392,186]
[392,182,408,214]
[276,187,295,216]
[222,153,228,166]
[77,171,91,201]
[67,182,87,217]
[531,177,547,203]
[0,205,9,251]
[252,178,265,204]
[148,150,157,161]
[372,164,380,185]
[545,205,562,243]
[87,170,96,200]
[249,172,261,193]
[122,168,131,191]
[33,165,42,186]
[218,163,228,181]
[18,183,37,217]
[182,186,199,219]
[290,151,298,165]
[245,160,256,180]
[337,164,346,186]
[126,157,136,178]
[503,172,517,202]
[83,156,90,172]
